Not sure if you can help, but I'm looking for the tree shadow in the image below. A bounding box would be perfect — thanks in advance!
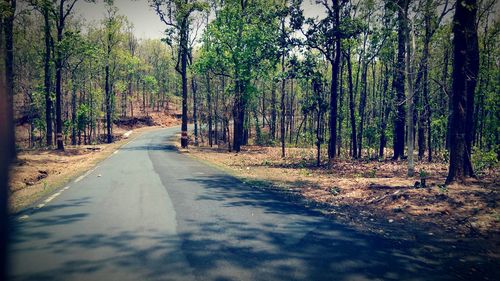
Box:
[8,159,499,281]
[172,174,499,281]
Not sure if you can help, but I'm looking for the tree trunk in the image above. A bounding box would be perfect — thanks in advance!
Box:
[379,64,391,158]
[406,17,415,177]
[392,0,408,160]
[357,62,368,158]
[43,4,53,147]
[71,75,77,145]
[1,1,16,276]
[192,76,198,146]
[206,74,213,147]
[233,79,246,152]
[328,0,340,161]
[105,51,112,143]
[346,48,357,158]
[55,21,64,150]
[446,0,479,184]
[270,82,277,140]
[280,19,286,158]
[180,18,189,148]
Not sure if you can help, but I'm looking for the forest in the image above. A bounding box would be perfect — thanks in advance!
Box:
[1,0,498,187]
[1,1,499,279]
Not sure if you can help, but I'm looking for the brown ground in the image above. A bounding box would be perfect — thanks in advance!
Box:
[10,112,181,213]
[178,141,499,242]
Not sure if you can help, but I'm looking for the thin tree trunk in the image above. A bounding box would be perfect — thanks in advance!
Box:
[206,74,213,147]
[357,62,368,158]
[180,18,189,148]
[379,64,391,158]
[406,18,415,177]
[346,48,357,158]
[392,0,409,160]
[71,74,77,145]
[280,18,286,158]
[43,4,53,146]
[192,76,198,145]
[328,0,341,161]
[270,82,277,140]
[55,24,64,150]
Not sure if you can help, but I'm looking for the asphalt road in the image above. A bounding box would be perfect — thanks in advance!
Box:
[8,128,499,281]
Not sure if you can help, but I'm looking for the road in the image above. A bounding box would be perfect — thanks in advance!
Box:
[8,128,498,281]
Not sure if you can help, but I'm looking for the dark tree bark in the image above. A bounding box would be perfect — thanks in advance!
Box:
[180,17,189,148]
[270,82,277,140]
[446,0,479,184]
[192,76,198,145]
[232,78,246,152]
[346,48,357,158]
[280,64,286,157]
[337,57,345,157]
[392,0,409,160]
[280,18,286,158]
[71,74,77,145]
[43,3,53,146]
[0,59,12,281]
[1,1,16,278]
[327,0,340,161]
[357,62,368,158]
[206,74,213,147]
[105,46,112,143]
[55,1,64,150]
[379,65,391,158]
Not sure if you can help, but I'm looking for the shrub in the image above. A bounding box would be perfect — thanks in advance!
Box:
[472,147,499,174]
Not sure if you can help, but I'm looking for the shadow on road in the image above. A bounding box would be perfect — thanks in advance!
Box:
[173,174,498,281]
[8,130,499,281]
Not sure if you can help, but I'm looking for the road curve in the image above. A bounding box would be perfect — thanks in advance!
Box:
[8,127,498,281]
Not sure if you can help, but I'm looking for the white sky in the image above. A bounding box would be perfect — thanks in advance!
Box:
[75,0,325,40]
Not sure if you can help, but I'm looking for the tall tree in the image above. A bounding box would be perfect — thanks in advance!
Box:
[392,0,409,160]
[200,0,279,152]
[1,1,16,278]
[150,0,207,148]
[38,0,54,146]
[103,1,122,144]
[53,0,89,150]
[446,0,479,183]
[291,0,343,161]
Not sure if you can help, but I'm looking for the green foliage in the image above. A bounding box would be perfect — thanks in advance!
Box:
[200,0,280,104]
[77,104,91,132]
[472,147,499,174]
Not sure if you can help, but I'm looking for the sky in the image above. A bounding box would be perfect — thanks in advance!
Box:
[75,0,325,40]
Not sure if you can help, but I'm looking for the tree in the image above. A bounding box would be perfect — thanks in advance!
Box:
[52,0,94,150]
[290,0,343,161]
[446,0,479,183]
[0,1,16,278]
[200,0,279,152]
[150,0,207,148]
[103,1,123,143]
[392,0,409,160]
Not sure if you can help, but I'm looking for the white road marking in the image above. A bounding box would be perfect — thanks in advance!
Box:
[123,130,133,138]
[74,175,85,183]
[18,215,29,221]
[35,186,70,210]
[113,150,119,154]
[44,193,59,203]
